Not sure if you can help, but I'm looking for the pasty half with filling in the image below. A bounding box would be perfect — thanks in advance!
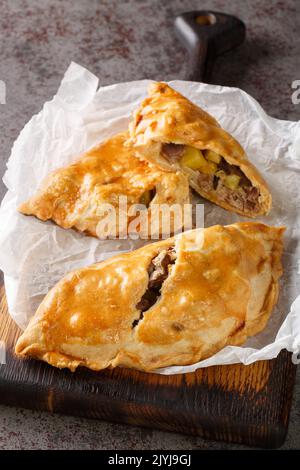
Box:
[15,222,284,372]
[19,132,189,238]
[128,82,272,218]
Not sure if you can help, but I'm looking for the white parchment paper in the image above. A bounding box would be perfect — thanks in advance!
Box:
[0,62,300,374]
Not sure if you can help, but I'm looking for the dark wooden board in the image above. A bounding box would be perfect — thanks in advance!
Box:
[175,11,246,82]
[0,285,296,448]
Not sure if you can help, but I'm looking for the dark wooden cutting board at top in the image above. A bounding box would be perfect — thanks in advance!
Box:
[0,284,296,448]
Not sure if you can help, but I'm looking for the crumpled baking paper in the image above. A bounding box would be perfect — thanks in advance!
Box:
[0,62,300,375]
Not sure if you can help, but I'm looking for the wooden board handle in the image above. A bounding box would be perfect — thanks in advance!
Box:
[175,11,246,82]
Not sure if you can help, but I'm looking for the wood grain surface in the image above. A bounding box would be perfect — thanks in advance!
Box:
[0,284,296,448]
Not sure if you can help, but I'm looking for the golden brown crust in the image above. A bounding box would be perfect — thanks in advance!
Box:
[19,132,190,238]
[127,82,272,217]
[15,222,284,372]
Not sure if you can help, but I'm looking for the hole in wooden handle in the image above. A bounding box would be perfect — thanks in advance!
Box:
[195,14,216,26]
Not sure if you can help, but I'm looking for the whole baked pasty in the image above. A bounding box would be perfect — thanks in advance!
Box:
[128,82,272,218]
[19,132,189,238]
[15,222,284,372]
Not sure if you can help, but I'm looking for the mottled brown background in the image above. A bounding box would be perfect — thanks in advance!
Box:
[0,0,299,449]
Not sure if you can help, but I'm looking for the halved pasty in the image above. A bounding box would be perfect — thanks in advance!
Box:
[128,82,272,218]
[19,132,190,238]
[15,222,284,372]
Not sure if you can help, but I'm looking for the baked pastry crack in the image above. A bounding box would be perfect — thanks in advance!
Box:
[15,222,284,372]
[18,132,190,238]
[133,246,177,328]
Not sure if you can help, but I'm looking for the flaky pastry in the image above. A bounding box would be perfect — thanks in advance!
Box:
[19,132,190,238]
[15,222,284,372]
[128,82,272,218]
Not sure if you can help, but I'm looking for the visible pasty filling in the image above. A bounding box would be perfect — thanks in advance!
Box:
[133,247,176,328]
[161,143,261,213]
[139,188,156,207]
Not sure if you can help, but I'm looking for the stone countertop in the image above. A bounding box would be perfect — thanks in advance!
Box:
[0,0,299,450]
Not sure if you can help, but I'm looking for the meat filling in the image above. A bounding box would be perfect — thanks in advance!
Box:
[161,143,261,213]
[161,143,185,161]
[198,164,260,213]
[132,247,176,328]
